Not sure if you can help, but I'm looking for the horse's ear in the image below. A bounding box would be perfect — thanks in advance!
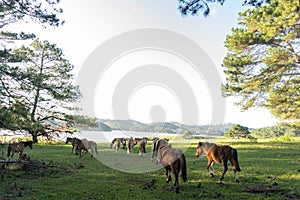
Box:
[198,142,202,146]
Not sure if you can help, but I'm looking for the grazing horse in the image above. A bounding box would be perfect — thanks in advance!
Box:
[7,141,33,159]
[151,138,169,162]
[76,139,99,158]
[155,139,187,194]
[65,137,80,155]
[195,142,241,183]
[127,137,135,154]
[134,137,148,156]
[110,138,127,153]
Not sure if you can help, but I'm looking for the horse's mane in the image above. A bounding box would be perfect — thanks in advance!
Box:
[198,142,217,154]
[155,139,169,152]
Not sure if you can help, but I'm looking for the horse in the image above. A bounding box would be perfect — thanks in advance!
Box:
[76,138,98,158]
[151,138,169,162]
[65,137,80,155]
[155,139,187,194]
[110,138,127,153]
[195,142,241,183]
[127,137,135,154]
[7,141,33,159]
[134,137,148,156]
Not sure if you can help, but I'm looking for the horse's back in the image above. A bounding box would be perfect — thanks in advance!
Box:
[161,147,183,166]
[209,145,237,163]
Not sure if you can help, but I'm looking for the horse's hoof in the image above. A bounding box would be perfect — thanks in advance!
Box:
[218,181,224,187]
[175,187,179,194]
[235,179,239,183]
[209,174,215,178]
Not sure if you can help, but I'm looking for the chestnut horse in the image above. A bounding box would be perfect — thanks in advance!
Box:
[7,141,33,159]
[155,139,187,194]
[195,142,241,182]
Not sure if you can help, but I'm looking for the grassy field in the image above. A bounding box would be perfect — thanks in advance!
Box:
[1,138,299,199]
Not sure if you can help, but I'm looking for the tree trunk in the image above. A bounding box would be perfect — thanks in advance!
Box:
[31,131,38,144]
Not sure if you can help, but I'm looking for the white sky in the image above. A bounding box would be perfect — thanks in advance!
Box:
[6,0,279,128]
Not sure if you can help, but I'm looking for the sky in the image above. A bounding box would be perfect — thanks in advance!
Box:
[7,0,279,128]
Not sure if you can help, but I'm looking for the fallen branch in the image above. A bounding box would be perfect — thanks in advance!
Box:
[0,159,69,171]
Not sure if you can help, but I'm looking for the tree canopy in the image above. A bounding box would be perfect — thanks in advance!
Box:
[1,39,80,142]
[0,0,63,28]
[0,1,82,142]
[222,0,300,124]
[225,124,250,137]
[178,0,271,16]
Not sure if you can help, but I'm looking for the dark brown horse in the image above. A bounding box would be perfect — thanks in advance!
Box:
[195,142,241,182]
[65,137,80,155]
[110,138,127,153]
[7,141,33,159]
[155,139,187,194]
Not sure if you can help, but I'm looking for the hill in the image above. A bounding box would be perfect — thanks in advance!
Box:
[98,119,233,136]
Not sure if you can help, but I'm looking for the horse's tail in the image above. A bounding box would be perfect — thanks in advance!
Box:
[180,153,187,182]
[110,138,116,149]
[232,148,241,172]
[7,144,11,157]
[95,144,99,155]
[143,141,146,153]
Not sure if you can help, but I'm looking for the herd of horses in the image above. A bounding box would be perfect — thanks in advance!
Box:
[5,137,241,194]
[109,137,241,193]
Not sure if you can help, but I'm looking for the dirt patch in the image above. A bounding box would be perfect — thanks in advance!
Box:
[243,184,300,199]
[141,179,156,189]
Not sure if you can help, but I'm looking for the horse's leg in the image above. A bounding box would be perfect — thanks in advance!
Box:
[11,150,15,159]
[171,164,180,193]
[230,159,239,182]
[174,171,179,193]
[165,168,172,183]
[18,150,23,160]
[207,160,214,177]
[220,160,228,182]
[79,149,83,158]
[75,145,79,155]
[91,148,94,158]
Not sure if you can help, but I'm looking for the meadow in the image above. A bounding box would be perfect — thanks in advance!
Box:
[1,138,299,200]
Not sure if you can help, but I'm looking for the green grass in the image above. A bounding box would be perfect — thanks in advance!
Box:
[1,138,299,199]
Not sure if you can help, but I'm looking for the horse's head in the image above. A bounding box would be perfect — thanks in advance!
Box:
[65,137,71,144]
[195,142,204,158]
[155,140,169,164]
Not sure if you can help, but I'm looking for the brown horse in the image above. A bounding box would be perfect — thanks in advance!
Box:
[151,138,169,162]
[134,137,148,156]
[65,137,80,155]
[7,141,33,159]
[195,142,241,183]
[127,137,135,154]
[76,139,98,158]
[110,138,127,153]
[155,139,187,194]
